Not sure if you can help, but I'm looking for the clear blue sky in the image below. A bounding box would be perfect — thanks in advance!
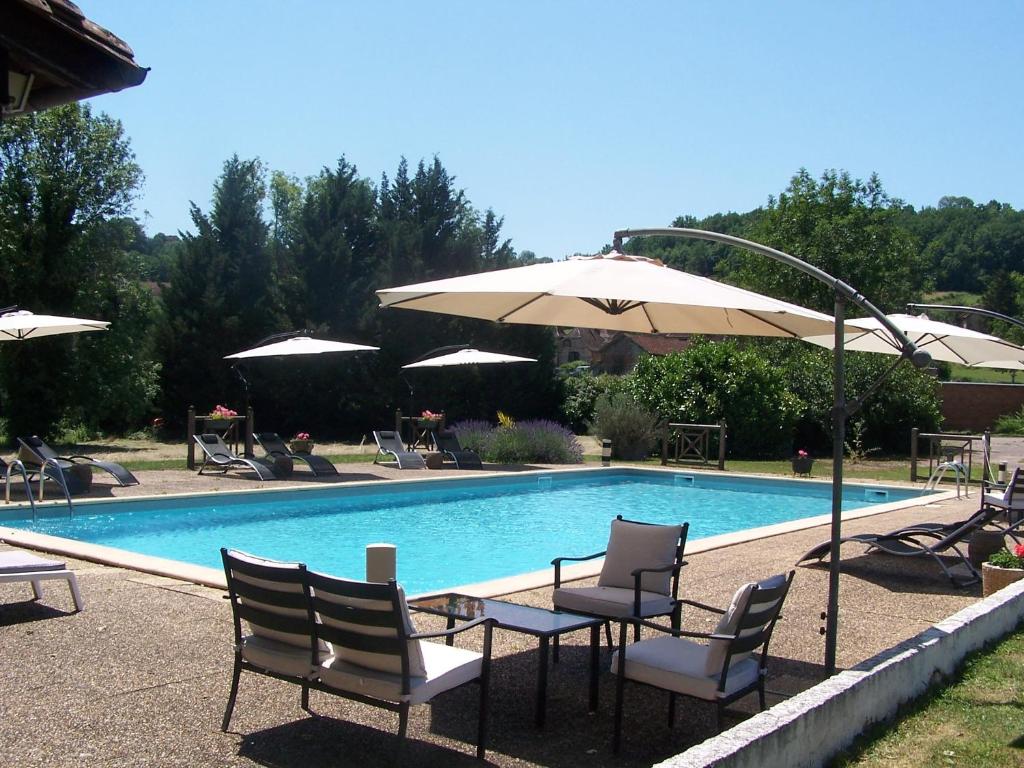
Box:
[85,1,1024,260]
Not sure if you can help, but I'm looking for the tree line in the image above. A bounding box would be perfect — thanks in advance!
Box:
[1,105,1021,442]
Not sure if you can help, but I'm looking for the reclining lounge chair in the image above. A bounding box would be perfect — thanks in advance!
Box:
[372,430,426,469]
[255,432,338,477]
[0,549,83,611]
[193,433,277,481]
[430,429,483,470]
[796,506,1004,586]
[18,435,139,487]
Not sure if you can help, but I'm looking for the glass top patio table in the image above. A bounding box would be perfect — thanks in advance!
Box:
[409,592,602,727]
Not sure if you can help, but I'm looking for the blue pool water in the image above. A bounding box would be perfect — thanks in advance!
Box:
[2,469,922,593]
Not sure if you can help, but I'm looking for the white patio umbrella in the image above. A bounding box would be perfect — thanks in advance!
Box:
[402,348,536,369]
[802,313,1024,366]
[0,309,109,341]
[224,336,379,359]
[378,252,838,338]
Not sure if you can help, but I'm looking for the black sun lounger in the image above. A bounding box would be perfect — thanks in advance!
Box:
[372,430,426,469]
[194,433,277,481]
[255,432,338,477]
[17,435,139,487]
[430,429,483,470]
[796,505,1005,587]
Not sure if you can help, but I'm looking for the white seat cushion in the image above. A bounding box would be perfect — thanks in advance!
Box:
[241,634,321,678]
[553,585,674,619]
[598,518,680,595]
[0,551,66,574]
[611,634,760,700]
[983,491,1024,511]
[319,640,482,705]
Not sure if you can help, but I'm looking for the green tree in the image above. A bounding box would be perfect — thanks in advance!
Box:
[157,156,285,425]
[736,169,925,313]
[629,339,801,458]
[0,104,159,438]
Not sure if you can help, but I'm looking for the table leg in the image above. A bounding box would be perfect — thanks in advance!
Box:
[536,636,549,728]
[446,616,455,647]
[589,624,600,713]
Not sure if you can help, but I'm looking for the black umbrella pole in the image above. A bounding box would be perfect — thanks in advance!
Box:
[825,294,846,676]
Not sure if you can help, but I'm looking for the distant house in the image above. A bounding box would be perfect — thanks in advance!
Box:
[554,328,691,374]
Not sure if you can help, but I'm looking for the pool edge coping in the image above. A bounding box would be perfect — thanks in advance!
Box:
[0,465,959,597]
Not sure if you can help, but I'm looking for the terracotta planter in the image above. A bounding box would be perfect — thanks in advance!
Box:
[982,562,1024,597]
[289,440,314,454]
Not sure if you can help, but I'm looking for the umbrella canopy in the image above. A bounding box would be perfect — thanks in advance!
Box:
[224,336,379,360]
[0,310,109,341]
[802,313,1024,366]
[378,252,837,338]
[402,348,537,369]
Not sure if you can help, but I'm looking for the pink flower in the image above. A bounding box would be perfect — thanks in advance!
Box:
[1015,544,1024,559]
[293,432,310,441]
[211,404,237,419]
[797,449,808,458]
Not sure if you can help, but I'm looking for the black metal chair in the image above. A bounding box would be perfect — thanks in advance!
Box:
[611,570,794,753]
[551,516,688,659]
[309,570,494,759]
[255,432,338,477]
[194,433,277,481]
[221,548,320,731]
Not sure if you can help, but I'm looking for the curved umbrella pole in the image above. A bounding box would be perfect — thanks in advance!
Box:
[613,227,932,675]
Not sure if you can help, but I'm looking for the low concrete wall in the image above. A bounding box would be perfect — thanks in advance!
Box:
[941,382,1024,432]
[661,579,1024,768]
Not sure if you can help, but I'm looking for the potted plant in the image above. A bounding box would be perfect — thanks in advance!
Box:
[290,431,314,454]
[416,410,442,429]
[207,404,237,432]
[791,449,814,477]
[982,543,1024,597]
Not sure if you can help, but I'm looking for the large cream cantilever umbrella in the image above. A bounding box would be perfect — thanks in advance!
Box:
[0,309,109,341]
[377,252,838,337]
[802,313,1024,366]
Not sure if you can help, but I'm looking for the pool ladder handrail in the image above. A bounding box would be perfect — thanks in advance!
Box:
[4,458,37,520]
[38,457,74,517]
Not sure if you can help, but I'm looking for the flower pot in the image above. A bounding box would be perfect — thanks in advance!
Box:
[289,440,314,454]
[791,456,814,476]
[982,562,1024,597]
[416,418,441,430]
[207,419,233,433]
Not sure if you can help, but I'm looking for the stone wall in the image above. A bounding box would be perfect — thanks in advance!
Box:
[940,382,1024,431]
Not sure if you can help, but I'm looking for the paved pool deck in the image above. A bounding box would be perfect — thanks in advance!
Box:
[0,466,990,767]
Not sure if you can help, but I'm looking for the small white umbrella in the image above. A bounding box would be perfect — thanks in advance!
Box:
[0,310,109,341]
[378,252,838,338]
[802,313,1024,366]
[402,348,536,369]
[224,336,379,359]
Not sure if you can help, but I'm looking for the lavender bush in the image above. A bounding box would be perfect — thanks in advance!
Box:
[450,418,583,464]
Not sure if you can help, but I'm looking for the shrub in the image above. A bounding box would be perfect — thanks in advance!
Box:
[451,418,583,464]
[591,392,659,460]
[560,370,625,433]
[629,338,801,458]
[994,406,1024,435]
[448,419,493,454]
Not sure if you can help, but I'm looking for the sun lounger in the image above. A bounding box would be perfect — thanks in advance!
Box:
[430,429,483,469]
[255,432,338,477]
[796,506,1003,586]
[17,435,139,487]
[193,433,277,481]
[0,549,83,611]
[372,430,426,469]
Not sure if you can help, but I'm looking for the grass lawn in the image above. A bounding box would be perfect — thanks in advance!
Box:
[831,625,1024,767]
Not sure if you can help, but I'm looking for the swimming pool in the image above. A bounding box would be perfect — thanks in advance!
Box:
[0,468,927,593]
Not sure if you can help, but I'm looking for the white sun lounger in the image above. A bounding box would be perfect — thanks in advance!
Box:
[0,550,83,611]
